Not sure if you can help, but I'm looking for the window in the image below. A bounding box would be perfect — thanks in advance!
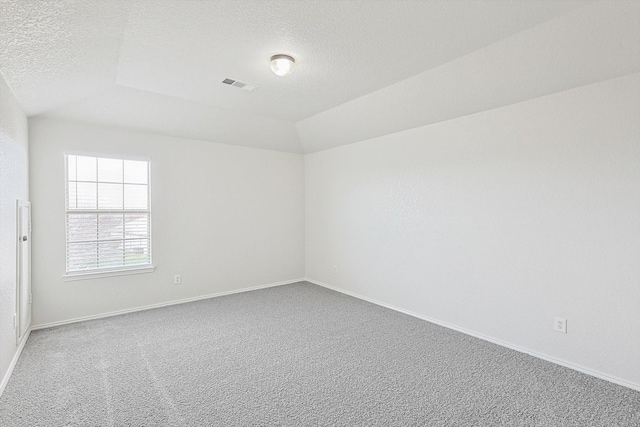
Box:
[65,155,152,275]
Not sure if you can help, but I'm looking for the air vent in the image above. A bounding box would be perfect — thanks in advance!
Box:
[221,78,259,91]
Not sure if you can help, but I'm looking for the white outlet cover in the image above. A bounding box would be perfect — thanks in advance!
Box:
[554,317,567,334]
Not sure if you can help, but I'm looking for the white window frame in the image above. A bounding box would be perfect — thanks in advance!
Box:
[63,154,154,280]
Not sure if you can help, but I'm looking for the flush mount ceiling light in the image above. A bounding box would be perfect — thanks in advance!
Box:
[270,54,296,77]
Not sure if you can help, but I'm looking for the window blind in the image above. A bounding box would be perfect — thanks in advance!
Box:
[65,155,151,273]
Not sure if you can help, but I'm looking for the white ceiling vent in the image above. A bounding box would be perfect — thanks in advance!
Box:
[221,78,259,91]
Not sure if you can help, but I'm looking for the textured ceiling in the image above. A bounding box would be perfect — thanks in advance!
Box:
[297,0,640,152]
[114,0,588,122]
[1,0,637,153]
[0,0,129,116]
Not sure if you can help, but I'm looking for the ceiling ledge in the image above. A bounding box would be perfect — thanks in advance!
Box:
[40,85,303,154]
[296,1,640,154]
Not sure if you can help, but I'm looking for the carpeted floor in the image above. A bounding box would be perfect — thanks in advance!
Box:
[1,282,638,426]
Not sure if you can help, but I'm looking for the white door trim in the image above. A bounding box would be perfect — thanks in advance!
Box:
[16,199,32,345]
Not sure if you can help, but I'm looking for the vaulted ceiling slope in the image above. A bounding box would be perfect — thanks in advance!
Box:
[1,1,638,154]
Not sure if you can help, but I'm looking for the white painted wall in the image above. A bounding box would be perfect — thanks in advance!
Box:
[29,118,304,326]
[305,74,640,387]
[0,75,29,388]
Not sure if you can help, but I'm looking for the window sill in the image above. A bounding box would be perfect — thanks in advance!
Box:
[63,265,155,281]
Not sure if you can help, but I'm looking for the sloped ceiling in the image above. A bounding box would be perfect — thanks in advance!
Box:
[1,0,638,153]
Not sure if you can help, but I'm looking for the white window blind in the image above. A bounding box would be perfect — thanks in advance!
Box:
[65,155,151,273]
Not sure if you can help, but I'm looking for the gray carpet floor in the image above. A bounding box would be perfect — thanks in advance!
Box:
[0,282,638,426]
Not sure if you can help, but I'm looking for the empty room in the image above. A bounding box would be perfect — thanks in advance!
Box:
[1,0,639,425]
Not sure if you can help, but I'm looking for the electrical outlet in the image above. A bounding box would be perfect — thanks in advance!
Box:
[554,317,567,334]
[333,265,338,274]
[173,274,182,285]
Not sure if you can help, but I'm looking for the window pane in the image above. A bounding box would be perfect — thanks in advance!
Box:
[98,158,123,183]
[67,214,97,242]
[124,160,148,184]
[67,242,98,271]
[65,155,151,273]
[75,182,97,209]
[124,184,148,209]
[97,240,124,269]
[98,214,124,240]
[124,214,149,239]
[124,239,150,266]
[98,183,123,210]
[67,155,77,181]
[68,181,77,209]
[76,156,97,181]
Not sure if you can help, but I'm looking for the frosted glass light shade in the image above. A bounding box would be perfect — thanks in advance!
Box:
[270,54,295,76]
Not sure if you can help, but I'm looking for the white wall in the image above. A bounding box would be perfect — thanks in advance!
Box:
[0,75,29,388]
[29,118,304,326]
[305,73,640,388]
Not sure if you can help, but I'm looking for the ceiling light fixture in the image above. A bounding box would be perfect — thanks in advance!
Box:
[270,54,296,77]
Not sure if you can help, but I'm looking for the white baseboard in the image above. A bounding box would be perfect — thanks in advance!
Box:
[32,278,306,331]
[0,328,31,398]
[305,278,640,392]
